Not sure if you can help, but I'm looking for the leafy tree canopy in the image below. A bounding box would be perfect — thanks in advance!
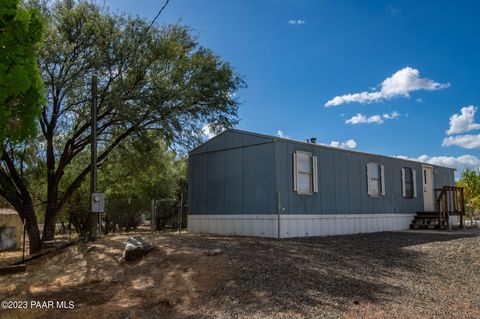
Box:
[456,169,480,214]
[0,0,44,145]
[0,0,244,253]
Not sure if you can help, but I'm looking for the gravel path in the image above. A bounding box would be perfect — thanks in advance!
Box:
[174,229,480,318]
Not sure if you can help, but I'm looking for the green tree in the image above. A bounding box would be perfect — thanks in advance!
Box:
[456,169,480,224]
[0,0,243,253]
[62,136,185,235]
[102,137,185,232]
[0,0,44,145]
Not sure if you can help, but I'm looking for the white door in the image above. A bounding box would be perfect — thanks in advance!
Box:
[422,166,435,211]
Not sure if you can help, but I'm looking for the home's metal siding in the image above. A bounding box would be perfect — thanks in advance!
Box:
[433,165,455,188]
[243,144,276,213]
[347,152,362,213]
[189,130,276,215]
[207,151,224,213]
[224,148,242,214]
[189,153,207,213]
[320,149,336,213]
[334,151,349,213]
[273,140,456,215]
[189,130,456,216]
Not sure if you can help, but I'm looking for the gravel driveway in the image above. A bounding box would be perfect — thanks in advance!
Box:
[178,229,480,319]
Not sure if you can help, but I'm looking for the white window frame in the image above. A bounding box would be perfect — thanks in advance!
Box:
[293,151,318,195]
[367,162,385,197]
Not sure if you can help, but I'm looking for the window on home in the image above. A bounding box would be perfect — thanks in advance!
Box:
[293,151,318,194]
[402,167,417,198]
[367,162,385,196]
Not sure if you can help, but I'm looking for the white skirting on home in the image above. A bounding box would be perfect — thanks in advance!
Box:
[188,213,415,238]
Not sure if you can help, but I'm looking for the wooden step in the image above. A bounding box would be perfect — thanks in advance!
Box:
[410,211,448,230]
[413,215,438,220]
[410,223,440,230]
[412,215,439,221]
[410,223,440,228]
[416,211,438,216]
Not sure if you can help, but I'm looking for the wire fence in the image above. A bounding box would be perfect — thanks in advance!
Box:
[150,194,186,232]
[61,193,187,238]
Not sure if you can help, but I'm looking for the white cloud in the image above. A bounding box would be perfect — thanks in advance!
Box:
[386,6,401,15]
[202,124,215,139]
[288,19,305,25]
[415,98,423,103]
[276,130,289,138]
[345,111,400,125]
[382,111,400,120]
[325,67,449,107]
[274,130,355,149]
[442,134,480,149]
[396,154,480,178]
[202,124,225,139]
[446,105,480,135]
[343,139,358,149]
[329,139,357,149]
[417,155,480,168]
[346,114,382,124]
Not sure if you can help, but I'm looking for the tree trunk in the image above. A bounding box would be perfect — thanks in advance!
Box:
[42,205,57,241]
[22,204,42,254]
[44,112,57,241]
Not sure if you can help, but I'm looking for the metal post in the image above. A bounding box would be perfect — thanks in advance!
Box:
[89,76,98,241]
[277,191,281,239]
[178,193,183,233]
[460,187,465,228]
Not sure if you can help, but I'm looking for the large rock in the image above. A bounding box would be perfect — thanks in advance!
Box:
[206,248,222,256]
[123,236,153,261]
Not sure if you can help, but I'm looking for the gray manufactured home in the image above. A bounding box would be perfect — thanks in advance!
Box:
[188,129,455,238]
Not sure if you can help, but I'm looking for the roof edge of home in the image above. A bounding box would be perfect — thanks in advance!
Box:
[191,128,455,171]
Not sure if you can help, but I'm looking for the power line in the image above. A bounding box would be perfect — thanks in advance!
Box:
[146,0,171,34]
[93,0,171,102]
[110,0,171,77]
[137,0,171,45]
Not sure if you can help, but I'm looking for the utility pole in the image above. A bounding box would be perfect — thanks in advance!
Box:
[178,193,183,233]
[89,76,98,241]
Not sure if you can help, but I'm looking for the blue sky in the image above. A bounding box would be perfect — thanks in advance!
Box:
[105,0,480,175]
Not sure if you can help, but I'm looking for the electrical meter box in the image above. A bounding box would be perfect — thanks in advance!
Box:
[91,192,105,213]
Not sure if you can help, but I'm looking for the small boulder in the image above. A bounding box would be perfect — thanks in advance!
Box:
[123,236,153,261]
[206,248,222,256]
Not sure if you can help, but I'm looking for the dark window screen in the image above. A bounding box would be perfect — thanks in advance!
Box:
[404,167,413,199]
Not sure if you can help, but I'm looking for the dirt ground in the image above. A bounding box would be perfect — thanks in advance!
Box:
[1,229,479,319]
[0,250,25,267]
